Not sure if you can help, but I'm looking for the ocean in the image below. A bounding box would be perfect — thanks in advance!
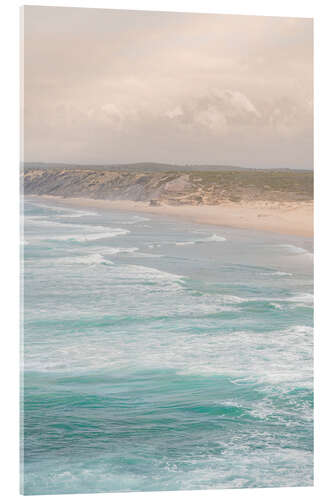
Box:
[22,197,314,495]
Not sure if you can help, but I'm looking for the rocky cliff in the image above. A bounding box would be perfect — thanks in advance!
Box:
[23,167,313,205]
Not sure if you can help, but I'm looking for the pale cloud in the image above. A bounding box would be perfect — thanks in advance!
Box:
[23,7,313,168]
[164,90,260,135]
[165,107,183,120]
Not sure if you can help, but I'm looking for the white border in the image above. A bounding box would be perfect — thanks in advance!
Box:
[1,1,332,499]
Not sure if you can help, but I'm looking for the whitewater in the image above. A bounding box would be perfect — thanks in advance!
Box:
[22,197,313,494]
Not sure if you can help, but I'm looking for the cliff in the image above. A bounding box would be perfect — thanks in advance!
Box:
[23,166,313,206]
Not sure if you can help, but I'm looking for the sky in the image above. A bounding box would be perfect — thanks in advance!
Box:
[23,6,313,169]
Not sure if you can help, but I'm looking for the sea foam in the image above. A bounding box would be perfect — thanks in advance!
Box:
[175,233,226,245]
[39,228,130,242]
[56,253,113,266]
[278,244,313,260]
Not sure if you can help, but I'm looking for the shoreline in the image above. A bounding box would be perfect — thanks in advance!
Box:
[28,195,314,238]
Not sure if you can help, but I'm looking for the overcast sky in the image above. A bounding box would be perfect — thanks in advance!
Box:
[23,6,313,168]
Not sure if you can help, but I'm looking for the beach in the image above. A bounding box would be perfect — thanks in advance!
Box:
[35,195,313,237]
[22,6,314,495]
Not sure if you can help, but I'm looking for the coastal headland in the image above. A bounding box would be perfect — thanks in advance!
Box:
[23,163,313,237]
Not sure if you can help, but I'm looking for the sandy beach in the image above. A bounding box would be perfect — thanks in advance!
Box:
[35,195,313,237]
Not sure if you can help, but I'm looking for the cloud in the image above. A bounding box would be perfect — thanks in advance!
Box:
[23,7,313,168]
[165,90,258,134]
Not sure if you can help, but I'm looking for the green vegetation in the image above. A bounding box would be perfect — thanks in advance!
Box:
[188,170,313,199]
[23,165,313,205]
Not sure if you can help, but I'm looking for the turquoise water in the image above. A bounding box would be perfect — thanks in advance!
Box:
[22,197,313,495]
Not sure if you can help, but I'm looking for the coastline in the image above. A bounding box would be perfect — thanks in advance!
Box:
[29,195,313,237]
